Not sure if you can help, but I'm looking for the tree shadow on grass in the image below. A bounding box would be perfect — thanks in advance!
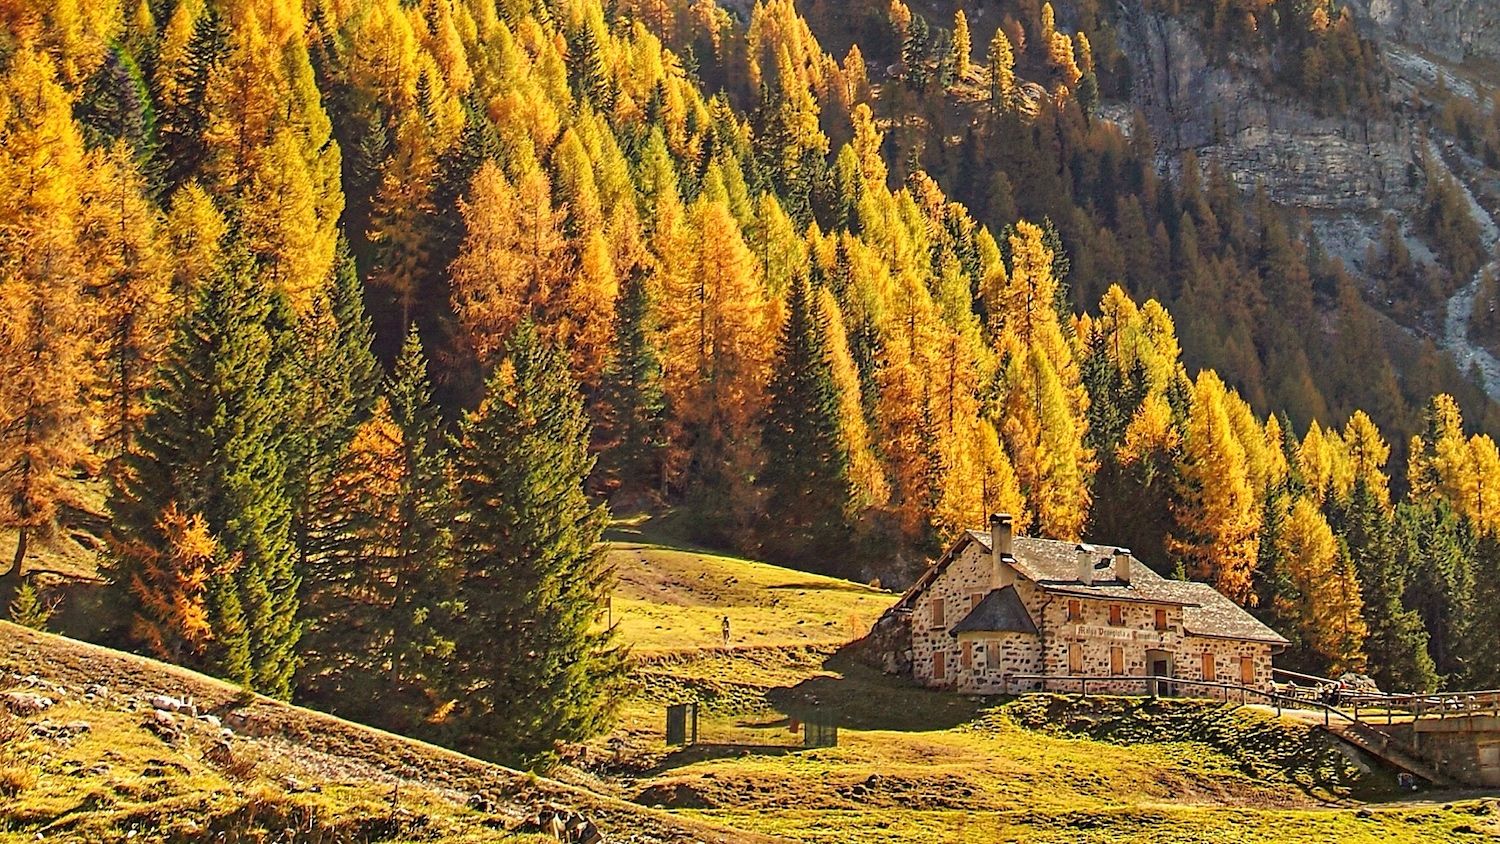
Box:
[651,742,804,770]
[765,651,999,732]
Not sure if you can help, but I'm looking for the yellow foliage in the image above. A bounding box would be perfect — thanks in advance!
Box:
[450,161,570,368]
[1277,497,1367,673]
[1119,393,1180,468]
[81,144,173,457]
[164,183,228,309]
[820,288,889,509]
[951,10,972,80]
[1169,371,1259,604]
[1408,394,1500,533]
[991,222,1092,538]
[0,46,99,560]
[124,504,233,662]
[661,197,774,497]
[1048,31,1082,87]
[1341,410,1391,507]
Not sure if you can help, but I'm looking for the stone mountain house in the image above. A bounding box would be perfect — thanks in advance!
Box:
[873,514,1288,695]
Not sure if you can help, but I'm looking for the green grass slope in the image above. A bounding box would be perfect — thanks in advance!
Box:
[605,517,889,654]
[9,514,1498,843]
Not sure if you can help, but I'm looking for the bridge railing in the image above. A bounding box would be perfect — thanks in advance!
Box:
[1270,667,1500,723]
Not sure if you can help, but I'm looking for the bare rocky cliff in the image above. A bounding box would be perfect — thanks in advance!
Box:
[1107,0,1500,397]
[1112,3,1424,215]
[1355,0,1500,64]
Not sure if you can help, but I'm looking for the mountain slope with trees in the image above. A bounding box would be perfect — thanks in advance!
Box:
[0,0,1498,771]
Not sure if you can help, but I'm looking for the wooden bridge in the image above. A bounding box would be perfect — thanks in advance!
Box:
[1008,669,1500,788]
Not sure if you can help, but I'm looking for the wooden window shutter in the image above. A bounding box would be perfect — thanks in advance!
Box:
[931,598,945,628]
[933,650,947,681]
[1109,646,1124,675]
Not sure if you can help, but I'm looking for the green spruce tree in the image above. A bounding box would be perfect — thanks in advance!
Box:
[8,581,54,631]
[106,256,299,696]
[1464,530,1500,688]
[156,6,226,191]
[595,267,667,497]
[568,22,612,112]
[1397,500,1473,682]
[1335,481,1438,692]
[290,242,380,593]
[450,321,625,767]
[759,277,857,568]
[300,328,456,731]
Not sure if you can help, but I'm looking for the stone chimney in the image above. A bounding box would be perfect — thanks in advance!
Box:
[1076,544,1094,585]
[990,513,1013,587]
[1114,548,1132,584]
[990,513,1014,558]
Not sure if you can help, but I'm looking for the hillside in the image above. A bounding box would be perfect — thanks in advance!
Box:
[585,537,1500,843]
[605,517,890,654]
[5,0,1500,839]
[0,620,770,843]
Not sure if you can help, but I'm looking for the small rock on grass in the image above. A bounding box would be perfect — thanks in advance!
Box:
[2,690,55,716]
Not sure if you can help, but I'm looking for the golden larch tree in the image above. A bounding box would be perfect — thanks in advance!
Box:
[82,144,173,465]
[660,196,774,511]
[119,504,232,664]
[1277,496,1368,673]
[0,46,100,581]
[1169,370,1260,604]
[450,160,570,369]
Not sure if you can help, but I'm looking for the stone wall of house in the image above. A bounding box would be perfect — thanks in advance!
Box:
[960,633,1041,694]
[910,541,998,689]
[1033,592,1186,695]
[1179,635,1276,694]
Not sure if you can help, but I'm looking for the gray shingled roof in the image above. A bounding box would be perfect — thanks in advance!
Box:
[904,530,1289,646]
[1175,582,1289,644]
[949,585,1039,636]
[966,532,1195,605]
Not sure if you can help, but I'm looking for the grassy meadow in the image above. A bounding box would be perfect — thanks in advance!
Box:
[598,519,1500,843]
